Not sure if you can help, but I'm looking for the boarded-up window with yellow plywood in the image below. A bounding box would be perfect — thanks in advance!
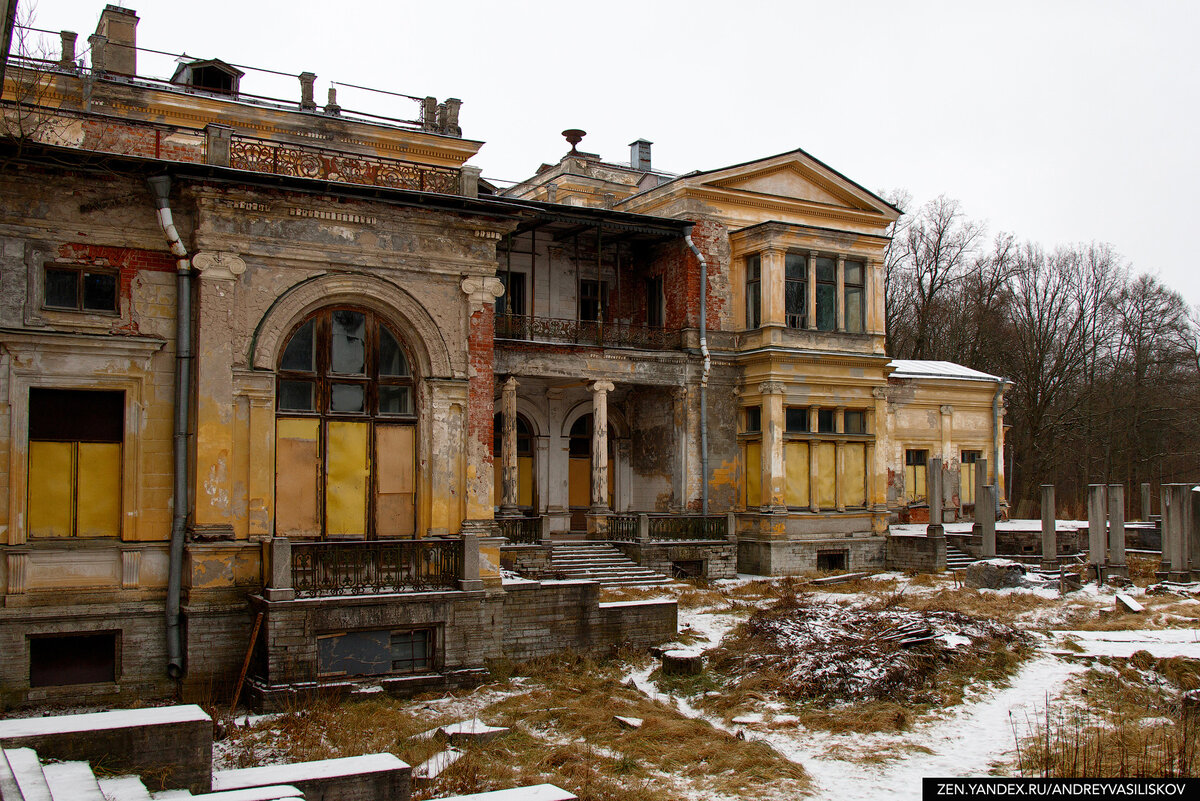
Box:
[784,441,809,508]
[843,443,867,507]
[326,421,369,537]
[745,440,762,508]
[28,389,123,538]
[904,449,928,503]
[375,425,415,537]
[961,450,981,504]
[276,418,321,537]
[816,442,837,508]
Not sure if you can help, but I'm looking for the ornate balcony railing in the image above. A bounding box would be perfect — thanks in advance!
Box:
[497,516,542,544]
[291,538,462,597]
[229,135,460,193]
[648,515,727,542]
[607,514,639,542]
[495,314,682,351]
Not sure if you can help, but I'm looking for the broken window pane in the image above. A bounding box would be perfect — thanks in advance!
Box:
[330,310,366,374]
[378,327,410,377]
[330,383,365,413]
[278,380,314,412]
[281,320,315,372]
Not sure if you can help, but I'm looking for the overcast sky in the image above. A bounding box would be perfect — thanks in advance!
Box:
[19,0,1200,305]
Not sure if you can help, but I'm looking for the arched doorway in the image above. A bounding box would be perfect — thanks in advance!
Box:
[493,413,535,512]
[568,413,613,530]
[274,307,418,539]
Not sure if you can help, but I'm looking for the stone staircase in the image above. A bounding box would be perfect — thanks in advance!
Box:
[548,543,673,587]
[1,746,303,801]
[946,542,975,570]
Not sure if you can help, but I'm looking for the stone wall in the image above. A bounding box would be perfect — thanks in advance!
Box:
[500,544,551,578]
[611,541,736,580]
[737,536,886,576]
[885,533,946,573]
[501,581,676,662]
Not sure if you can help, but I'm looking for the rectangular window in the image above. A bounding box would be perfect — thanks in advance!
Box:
[785,407,809,433]
[961,449,982,504]
[817,409,835,434]
[844,410,867,434]
[815,257,836,331]
[785,253,807,329]
[391,628,434,673]
[844,260,865,333]
[744,405,761,433]
[745,255,761,329]
[579,279,608,322]
[904,449,928,503]
[496,272,527,316]
[645,275,664,328]
[28,389,123,538]
[30,632,118,687]
[44,266,119,313]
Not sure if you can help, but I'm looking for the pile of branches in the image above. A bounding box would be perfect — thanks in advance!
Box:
[709,594,1024,704]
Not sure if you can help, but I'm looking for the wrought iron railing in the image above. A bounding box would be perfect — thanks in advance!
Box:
[497,516,542,544]
[607,514,639,542]
[648,515,727,541]
[291,538,462,597]
[229,135,460,193]
[495,314,682,351]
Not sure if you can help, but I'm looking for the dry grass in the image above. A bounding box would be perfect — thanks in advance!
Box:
[1053,594,1200,632]
[888,586,1059,624]
[1013,658,1200,777]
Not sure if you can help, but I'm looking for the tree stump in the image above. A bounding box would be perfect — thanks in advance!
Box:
[661,649,703,676]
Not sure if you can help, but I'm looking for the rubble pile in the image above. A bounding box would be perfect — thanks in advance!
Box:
[711,595,1025,704]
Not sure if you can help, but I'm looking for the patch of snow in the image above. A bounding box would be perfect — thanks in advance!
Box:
[433,784,576,801]
[213,753,408,790]
[0,704,209,737]
[1051,629,1200,659]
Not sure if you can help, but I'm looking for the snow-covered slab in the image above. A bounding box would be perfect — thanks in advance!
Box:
[1053,629,1200,658]
[414,748,463,781]
[212,753,408,791]
[887,359,1001,382]
[42,760,103,800]
[4,748,50,801]
[439,719,511,744]
[613,715,642,729]
[1116,594,1145,613]
[597,599,674,608]
[0,705,210,738]
[436,784,577,801]
[154,786,303,801]
[97,775,153,801]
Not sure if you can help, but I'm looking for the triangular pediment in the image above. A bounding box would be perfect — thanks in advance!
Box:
[696,150,897,217]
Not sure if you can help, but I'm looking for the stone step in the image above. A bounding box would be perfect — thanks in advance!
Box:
[4,748,52,801]
[98,775,156,801]
[42,761,104,801]
[548,543,672,588]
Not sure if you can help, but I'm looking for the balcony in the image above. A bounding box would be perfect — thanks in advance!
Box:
[495,314,682,351]
[289,538,463,597]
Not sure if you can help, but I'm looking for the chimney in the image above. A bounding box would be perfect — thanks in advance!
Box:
[94,5,138,75]
[88,33,108,73]
[60,31,78,67]
[298,72,316,110]
[630,139,652,171]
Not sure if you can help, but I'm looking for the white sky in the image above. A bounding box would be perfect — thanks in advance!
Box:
[18,0,1200,305]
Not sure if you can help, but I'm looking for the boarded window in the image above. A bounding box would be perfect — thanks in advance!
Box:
[30,632,117,686]
[785,441,810,508]
[904,449,928,503]
[817,550,847,572]
[745,440,762,508]
[961,450,982,504]
[317,628,435,677]
[28,389,123,538]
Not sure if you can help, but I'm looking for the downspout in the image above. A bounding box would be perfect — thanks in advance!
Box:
[992,378,1009,509]
[684,228,710,514]
[148,174,190,680]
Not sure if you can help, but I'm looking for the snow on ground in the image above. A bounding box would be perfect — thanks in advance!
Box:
[1051,629,1200,658]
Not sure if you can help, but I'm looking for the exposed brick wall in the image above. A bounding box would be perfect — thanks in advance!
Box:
[55,242,176,335]
[468,304,496,498]
[886,534,947,573]
[79,118,205,163]
[737,536,886,575]
[612,541,737,580]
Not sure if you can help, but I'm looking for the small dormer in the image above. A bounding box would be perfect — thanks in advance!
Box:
[170,58,244,97]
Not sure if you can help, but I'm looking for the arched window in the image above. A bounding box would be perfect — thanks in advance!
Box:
[275,308,418,539]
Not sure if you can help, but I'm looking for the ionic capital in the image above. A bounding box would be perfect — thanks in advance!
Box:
[192,251,246,280]
[589,380,615,395]
[461,276,504,306]
[758,380,786,396]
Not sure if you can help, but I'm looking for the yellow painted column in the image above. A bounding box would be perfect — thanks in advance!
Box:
[761,247,785,328]
[190,251,246,538]
[759,381,786,513]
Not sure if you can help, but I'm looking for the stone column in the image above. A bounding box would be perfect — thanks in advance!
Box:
[835,256,846,331]
[1087,484,1107,572]
[546,388,568,524]
[1160,484,1177,578]
[760,381,787,513]
[1108,483,1127,578]
[939,405,954,479]
[1141,483,1153,521]
[589,381,615,513]
[264,538,294,601]
[927,457,944,537]
[1040,484,1057,570]
[806,251,818,330]
[672,387,689,513]
[498,376,520,517]
[971,457,988,548]
[980,485,997,558]
[460,276,505,535]
[189,251,246,539]
[1164,484,1190,582]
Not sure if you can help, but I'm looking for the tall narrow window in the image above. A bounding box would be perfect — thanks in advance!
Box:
[785,253,807,329]
[844,260,865,333]
[961,449,982,505]
[28,389,124,538]
[745,255,761,329]
[815,256,836,331]
[904,449,928,503]
[785,407,809,433]
[645,275,664,328]
[844,410,867,434]
[744,406,762,433]
[579,279,608,322]
[496,272,526,317]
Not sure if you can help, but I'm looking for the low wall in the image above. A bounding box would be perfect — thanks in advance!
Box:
[886,533,946,573]
[737,536,886,576]
[611,541,736,580]
[500,544,552,578]
[501,581,676,662]
[0,705,212,793]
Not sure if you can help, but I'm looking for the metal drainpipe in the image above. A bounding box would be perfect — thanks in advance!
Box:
[148,175,191,680]
[684,228,710,514]
[992,378,1008,508]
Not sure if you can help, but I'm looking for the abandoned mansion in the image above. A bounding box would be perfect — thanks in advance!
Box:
[0,5,1007,708]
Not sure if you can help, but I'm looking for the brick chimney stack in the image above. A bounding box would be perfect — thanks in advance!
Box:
[94,5,138,75]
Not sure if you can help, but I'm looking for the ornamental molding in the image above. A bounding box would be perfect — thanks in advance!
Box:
[461,276,504,305]
[759,380,786,395]
[192,251,247,280]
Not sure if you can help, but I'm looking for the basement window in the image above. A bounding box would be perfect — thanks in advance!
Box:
[30,632,118,687]
[44,266,118,313]
[816,550,847,572]
[391,629,434,674]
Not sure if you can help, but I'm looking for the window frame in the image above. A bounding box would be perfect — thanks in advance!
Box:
[42,264,120,315]
[745,254,761,329]
[578,278,609,323]
[784,253,807,329]
[496,271,527,317]
[814,256,837,331]
[843,259,865,334]
[645,275,665,328]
